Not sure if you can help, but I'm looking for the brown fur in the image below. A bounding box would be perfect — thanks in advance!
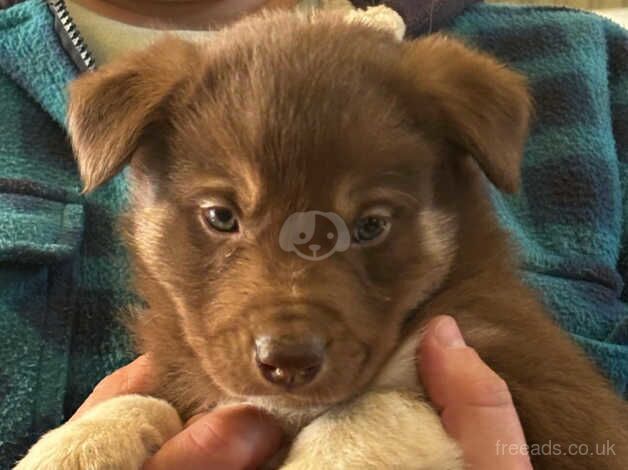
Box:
[68,11,628,469]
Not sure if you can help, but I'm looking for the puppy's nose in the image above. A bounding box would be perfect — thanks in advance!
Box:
[254,336,325,388]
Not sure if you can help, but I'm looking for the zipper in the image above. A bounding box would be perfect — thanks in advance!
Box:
[47,0,96,72]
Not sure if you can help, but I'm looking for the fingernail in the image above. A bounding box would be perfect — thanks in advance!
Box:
[434,316,466,349]
[131,354,151,368]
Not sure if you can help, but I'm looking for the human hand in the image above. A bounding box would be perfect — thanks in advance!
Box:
[73,355,284,470]
[418,316,533,470]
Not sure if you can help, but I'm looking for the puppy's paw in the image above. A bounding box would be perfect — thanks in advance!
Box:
[313,0,406,41]
[281,391,462,470]
[14,395,182,470]
[344,5,406,41]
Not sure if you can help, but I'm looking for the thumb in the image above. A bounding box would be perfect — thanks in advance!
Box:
[143,405,283,470]
[418,315,532,470]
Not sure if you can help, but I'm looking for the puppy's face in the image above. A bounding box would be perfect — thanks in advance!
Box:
[68,12,530,410]
[133,86,449,408]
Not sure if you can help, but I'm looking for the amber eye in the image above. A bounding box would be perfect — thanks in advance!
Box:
[203,206,239,233]
[353,216,390,245]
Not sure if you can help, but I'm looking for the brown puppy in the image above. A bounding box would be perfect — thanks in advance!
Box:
[17,9,628,470]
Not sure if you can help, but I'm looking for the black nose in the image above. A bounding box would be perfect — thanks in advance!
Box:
[254,336,325,388]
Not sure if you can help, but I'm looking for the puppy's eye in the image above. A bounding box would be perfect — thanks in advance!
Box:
[203,207,239,233]
[353,216,390,245]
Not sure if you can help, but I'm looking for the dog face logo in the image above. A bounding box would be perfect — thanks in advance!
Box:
[279,211,351,261]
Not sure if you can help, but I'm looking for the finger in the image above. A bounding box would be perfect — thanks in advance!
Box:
[419,316,532,470]
[143,405,284,470]
[419,317,510,410]
[184,413,208,428]
[71,355,155,420]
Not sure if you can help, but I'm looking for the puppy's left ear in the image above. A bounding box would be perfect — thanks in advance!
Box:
[398,35,532,193]
[67,37,199,193]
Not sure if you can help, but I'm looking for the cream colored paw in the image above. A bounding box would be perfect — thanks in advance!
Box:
[14,395,182,470]
[344,5,406,41]
[311,0,406,41]
[281,391,462,470]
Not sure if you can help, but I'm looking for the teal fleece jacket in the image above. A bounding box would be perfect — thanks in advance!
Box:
[0,0,627,466]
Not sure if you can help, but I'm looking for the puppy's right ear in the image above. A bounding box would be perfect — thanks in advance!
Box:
[67,37,198,193]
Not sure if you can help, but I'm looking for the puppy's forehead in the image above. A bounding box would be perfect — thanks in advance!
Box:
[175,107,426,213]
[171,27,430,212]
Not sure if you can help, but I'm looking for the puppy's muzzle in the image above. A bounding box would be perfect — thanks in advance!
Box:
[254,335,326,389]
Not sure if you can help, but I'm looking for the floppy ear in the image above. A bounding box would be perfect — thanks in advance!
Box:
[67,37,199,193]
[399,34,532,193]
